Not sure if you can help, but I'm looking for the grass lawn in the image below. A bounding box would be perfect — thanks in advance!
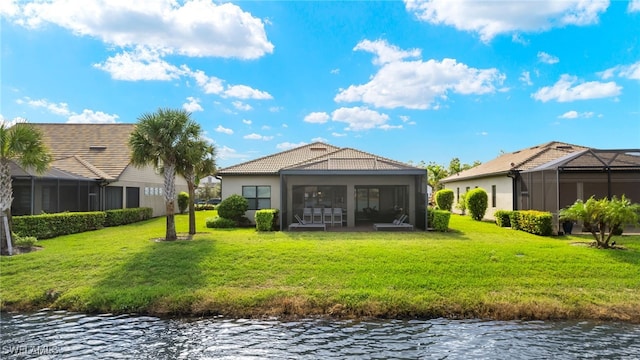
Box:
[1,211,639,322]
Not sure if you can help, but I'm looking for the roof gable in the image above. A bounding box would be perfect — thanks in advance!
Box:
[285,148,420,171]
[31,123,135,180]
[441,141,589,182]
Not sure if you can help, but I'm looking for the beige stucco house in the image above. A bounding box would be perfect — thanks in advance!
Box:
[10,123,188,217]
[217,142,428,230]
[441,141,640,228]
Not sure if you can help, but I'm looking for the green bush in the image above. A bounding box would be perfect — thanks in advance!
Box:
[427,209,451,231]
[13,212,106,239]
[255,209,278,231]
[517,210,553,236]
[217,194,249,224]
[195,204,217,211]
[455,193,467,215]
[13,234,38,248]
[509,211,522,230]
[205,216,236,229]
[178,191,189,214]
[494,210,512,227]
[466,188,488,221]
[105,208,153,227]
[435,189,455,211]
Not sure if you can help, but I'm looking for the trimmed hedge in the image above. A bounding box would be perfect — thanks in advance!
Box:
[513,210,553,236]
[217,194,249,224]
[508,211,522,231]
[105,208,153,227]
[255,209,279,231]
[494,210,512,227]
[205,216,236,229]
[427,208,452,232]
[466,188,488,221]
[435,189,455,211]
[13,212,106,240]
[178,192,189,214]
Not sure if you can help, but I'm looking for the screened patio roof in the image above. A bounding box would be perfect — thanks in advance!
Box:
[521,149,640,173]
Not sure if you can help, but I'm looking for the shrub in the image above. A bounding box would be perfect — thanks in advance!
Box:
[217,194,249,224]
[255,209,278,231]
[13,212,106,239]
[195,204,217,211]
[517,210,553,236]
[435,189,455,211]
[105,208,153,227]
[427,208,451,231]
[178,191,189,214]
[205,216,236,229]
[466,188,488,221]
[509,211,522,230]
[494,210,512,227]
[13,234,38,248]
[455,193,467,215]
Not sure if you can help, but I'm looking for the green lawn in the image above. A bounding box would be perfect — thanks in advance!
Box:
[1,211,639,322]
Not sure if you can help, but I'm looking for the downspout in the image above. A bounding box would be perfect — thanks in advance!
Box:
[507,170,520,211]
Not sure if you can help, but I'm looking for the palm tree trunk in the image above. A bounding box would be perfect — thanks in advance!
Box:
[187,175,196,235]
[164,163,177,241]
[0,160,14,255]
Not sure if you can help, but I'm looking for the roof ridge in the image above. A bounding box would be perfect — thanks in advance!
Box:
[339,147,418,168]
[218,142,340,171]
[512,141,589,169]
[72,155,114,180]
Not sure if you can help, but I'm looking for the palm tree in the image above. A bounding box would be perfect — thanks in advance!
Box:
[176,139,216,235]
[129,108,200,241]
[0,121,51,255]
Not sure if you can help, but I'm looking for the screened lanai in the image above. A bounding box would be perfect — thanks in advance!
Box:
[517,149,640,230]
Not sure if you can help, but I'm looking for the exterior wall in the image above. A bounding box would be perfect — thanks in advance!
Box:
[112,165,189,217]
[443,175,513,220]
[220,175,281,224]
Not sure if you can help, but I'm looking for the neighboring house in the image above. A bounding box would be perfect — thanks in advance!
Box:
[10,123,188,217]
[217,142,428,230]
[441,141,640,226]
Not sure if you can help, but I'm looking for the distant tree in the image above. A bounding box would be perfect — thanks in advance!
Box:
[426,162,449,193]
[559,195,640,249]
[129,108,201,241]
[448,158,462,175]
[0,121,51,255]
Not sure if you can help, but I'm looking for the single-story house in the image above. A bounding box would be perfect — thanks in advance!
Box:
[10,123,188,217]
[441,141,640,229]
[217,142,428,230]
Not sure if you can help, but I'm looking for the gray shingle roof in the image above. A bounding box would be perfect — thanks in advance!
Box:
[441,141,589,182]
[218,143,423,175]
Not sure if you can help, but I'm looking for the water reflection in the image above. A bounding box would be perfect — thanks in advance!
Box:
[2,310,639,359]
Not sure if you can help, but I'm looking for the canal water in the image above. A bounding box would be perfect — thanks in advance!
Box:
[1,310,639,359]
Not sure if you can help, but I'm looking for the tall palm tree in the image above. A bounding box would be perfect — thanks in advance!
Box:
[129,108,200,241]
[0,121,51,255]
[176,139,216,235]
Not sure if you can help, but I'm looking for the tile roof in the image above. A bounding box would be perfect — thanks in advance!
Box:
[217,142,423,175]
[441,141,589,182]
[31,123,136,180]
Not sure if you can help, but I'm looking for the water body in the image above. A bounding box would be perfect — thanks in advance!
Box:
[1,310,639,359]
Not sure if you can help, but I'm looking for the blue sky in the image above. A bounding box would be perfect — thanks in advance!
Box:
[1,0,639,169]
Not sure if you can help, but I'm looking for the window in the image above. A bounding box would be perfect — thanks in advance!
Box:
[456,187,460,203]
[243,185,271,210]
[491,185,497,208]
[126,187,140,208]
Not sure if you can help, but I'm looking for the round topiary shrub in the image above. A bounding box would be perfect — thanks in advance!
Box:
[435,189,455,211]
[177,191,189,214]
[466,187,488,221]
[216,194,249,224]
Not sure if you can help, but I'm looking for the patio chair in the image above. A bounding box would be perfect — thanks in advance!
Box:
[303,207,313,223]
[288,214,326,231]
[373,214,413,231]
[312,208,323,224]
[332,208,343,227]
[323,208,333,226]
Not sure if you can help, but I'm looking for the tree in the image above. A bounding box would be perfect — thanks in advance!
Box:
[175,139,216,235]
[129,108,201,241]
[559,195,640,249]
[426,162,449,193]
[0,121,51,255]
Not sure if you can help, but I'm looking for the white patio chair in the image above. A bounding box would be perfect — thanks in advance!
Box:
[333,208,343,227]
[312,208,323,223]
[303,208,313,223]
[323,208,333,226]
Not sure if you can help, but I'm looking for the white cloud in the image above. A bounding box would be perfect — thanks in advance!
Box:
[269,106,283,112]
[331,107,390,131]
[67,109,119,123]
[11,0,273,59]
[537,51,559,64]
[182,97,203,112]
[244,133,273,141]
[379,124,403,130]
[217,145,247,161]
[17,97,72,116]
[94,47,182,81]
[599,61,640,81]
[330,68,340,75]
[404,0,609,42]
[353,39,421,65]
[628,0,640,12]
[187,68,224,94]
[336,41,505,109]
[276,141,307,150]
[0,114,27,127]
[215,125,233,135]
[223,85,273,100]
[519,71,533,86]
[532,74,621,102]
[232,101,252,111]
[311,137,328,143]
[558,110,595,119]
[304,112,330,124]
[0,0,20,17]
[242,119,252,125]
[478,131,488,136]
[332,132,347,137]
[511,33,529,45]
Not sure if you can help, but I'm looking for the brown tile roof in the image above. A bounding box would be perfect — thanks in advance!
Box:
[31,123,136,180]
[441,141,589,182]
[217,142,423,175]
